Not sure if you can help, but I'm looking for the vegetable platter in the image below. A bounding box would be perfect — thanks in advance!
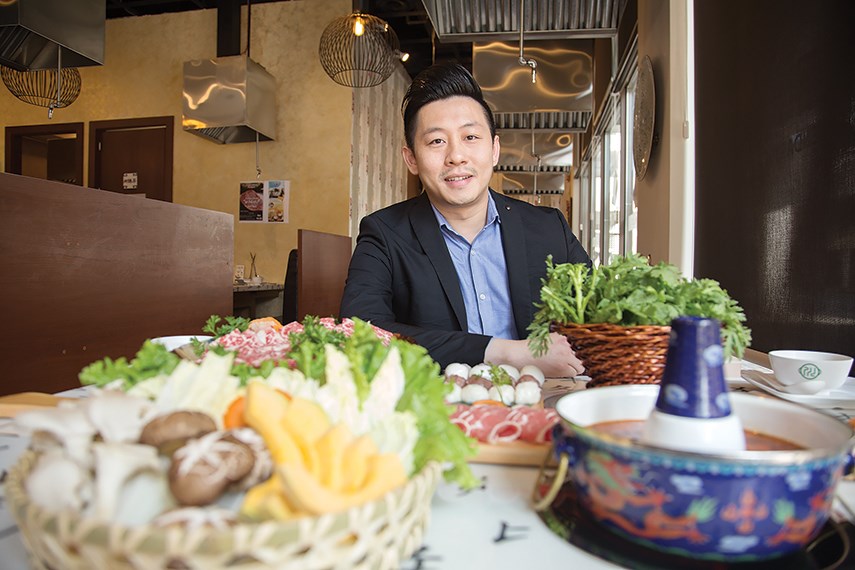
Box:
[4,315,476,570]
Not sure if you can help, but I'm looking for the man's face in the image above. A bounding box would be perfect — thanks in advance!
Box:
[402,96,500,213]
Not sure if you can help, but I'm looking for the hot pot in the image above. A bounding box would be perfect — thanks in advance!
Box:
[549,384,854,562]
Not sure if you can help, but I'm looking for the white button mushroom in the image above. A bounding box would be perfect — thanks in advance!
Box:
[444,362,471,380]
[519,365,546,385]
[445,382,462,404]
[460,383,490,404]
[469,364,493,380]
[498,364,521,382]
[514,381,542,406]
[487,384,516,405]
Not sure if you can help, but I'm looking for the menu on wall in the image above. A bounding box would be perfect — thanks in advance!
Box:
[239,180,290,223]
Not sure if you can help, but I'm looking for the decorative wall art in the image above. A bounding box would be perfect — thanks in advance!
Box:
[239,180,289,223]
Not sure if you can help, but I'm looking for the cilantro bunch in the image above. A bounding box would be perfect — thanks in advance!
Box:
[528,254,751,359]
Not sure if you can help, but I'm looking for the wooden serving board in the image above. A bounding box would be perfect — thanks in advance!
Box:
[470,441,553,467]
[0,392,71,418]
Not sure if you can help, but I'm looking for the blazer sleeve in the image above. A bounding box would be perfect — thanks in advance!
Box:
[557,209,593,267]
[340,214,491,369]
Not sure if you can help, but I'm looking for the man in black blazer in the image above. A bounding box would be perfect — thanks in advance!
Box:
[340,64,591,376]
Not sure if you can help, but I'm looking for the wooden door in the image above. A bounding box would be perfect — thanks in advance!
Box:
[4,122,84,185]
[89,116,173,201]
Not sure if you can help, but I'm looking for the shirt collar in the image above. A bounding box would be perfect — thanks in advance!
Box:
[430,192,501,234]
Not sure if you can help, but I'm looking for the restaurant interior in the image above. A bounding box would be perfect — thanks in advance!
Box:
[1,0,853,387]
[1,1,855,567]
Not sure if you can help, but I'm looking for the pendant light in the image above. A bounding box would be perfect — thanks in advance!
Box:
[318,11,407,88]
[1,65,82,118]
[1,47,81,119]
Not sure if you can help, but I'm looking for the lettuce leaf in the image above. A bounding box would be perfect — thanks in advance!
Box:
[393,335,479,489]
[79,341,179,389]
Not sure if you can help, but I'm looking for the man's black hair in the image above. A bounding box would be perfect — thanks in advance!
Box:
[401,62,497,149]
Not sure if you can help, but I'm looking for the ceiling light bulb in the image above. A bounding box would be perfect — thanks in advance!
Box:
[353,17,364,36]
[400,51,410,62]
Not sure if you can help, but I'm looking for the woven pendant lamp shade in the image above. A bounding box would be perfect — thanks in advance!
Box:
[319,12,400,88]
[1,66,82,110]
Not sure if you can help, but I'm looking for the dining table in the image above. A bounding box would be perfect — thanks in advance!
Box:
[2,358,855,569]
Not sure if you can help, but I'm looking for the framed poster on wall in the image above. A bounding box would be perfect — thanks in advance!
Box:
[239,180,289,223]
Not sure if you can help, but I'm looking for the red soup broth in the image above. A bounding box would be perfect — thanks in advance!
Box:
[589,420,803,451]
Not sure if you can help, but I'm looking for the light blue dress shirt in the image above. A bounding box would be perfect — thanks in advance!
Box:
[431,195,518,339]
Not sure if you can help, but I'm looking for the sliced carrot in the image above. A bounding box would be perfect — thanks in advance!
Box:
[471,399,508,407]
[248,317,283,332]
[224,395,248,429]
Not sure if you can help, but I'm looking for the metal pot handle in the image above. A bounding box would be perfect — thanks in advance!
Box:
[532,451,569,511]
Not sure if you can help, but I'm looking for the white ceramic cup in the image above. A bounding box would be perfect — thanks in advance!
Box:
[768,350,853,395]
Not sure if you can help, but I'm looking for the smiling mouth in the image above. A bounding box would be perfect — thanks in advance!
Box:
[445,174,472,182]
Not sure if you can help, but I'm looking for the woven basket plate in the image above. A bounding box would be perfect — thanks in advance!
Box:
[552,322,671,388]
[6,451,441,570]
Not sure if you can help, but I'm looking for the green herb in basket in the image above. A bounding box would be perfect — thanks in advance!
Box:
[527,254,751,360]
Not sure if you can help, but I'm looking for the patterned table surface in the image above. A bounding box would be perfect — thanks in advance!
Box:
[2,360,854,570]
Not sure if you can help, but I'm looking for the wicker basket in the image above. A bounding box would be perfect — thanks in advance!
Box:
[551,322,671,388]
[6,451,441,570]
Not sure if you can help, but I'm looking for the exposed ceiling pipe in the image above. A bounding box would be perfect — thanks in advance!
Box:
[518,0,537,83]
[217,0,241,57]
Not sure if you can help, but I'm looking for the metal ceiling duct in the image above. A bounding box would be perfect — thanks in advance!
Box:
[0,0,104,71]
[476,39,591,173]
[419,0,623,183]
[497,130,574,172]
[502,172,566,195]
[421,0,624,43]
[182,54,277,145]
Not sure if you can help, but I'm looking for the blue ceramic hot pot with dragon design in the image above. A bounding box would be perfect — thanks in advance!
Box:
[551,384,855,561]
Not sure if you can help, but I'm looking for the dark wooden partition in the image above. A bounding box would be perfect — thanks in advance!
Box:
[297,229,352,321]
[0,173,233,395]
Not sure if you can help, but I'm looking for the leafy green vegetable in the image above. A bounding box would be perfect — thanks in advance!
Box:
[394,333,479,489]
[286,316,349,385]
[488,365,514,386]
[202,315,250,338]
[79,315,479,489]
[79,341,179,389]
[528,254,752,359]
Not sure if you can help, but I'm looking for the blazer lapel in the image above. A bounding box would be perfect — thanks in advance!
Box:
[494,191,533,339]
[409,194,468,330]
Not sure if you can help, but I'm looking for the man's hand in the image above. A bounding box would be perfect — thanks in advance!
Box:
[485,333,585,378]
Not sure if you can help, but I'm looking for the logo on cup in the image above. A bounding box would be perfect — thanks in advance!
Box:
[798,363,821,380]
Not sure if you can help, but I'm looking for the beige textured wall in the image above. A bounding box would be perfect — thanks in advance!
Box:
[350,66,411,241]
[0,0,354,283]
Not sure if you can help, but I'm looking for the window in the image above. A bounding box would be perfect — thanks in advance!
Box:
[590,136,602,266]
[624,71,639,254]
[604,97,623,264]
[575,40,639,266]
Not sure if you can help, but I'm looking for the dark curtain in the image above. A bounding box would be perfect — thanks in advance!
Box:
[694,0,855,365]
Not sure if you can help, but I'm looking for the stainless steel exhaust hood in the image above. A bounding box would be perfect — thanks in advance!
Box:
[0,0,104,71]
[475,39,591,174]
[182,55,277,144]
